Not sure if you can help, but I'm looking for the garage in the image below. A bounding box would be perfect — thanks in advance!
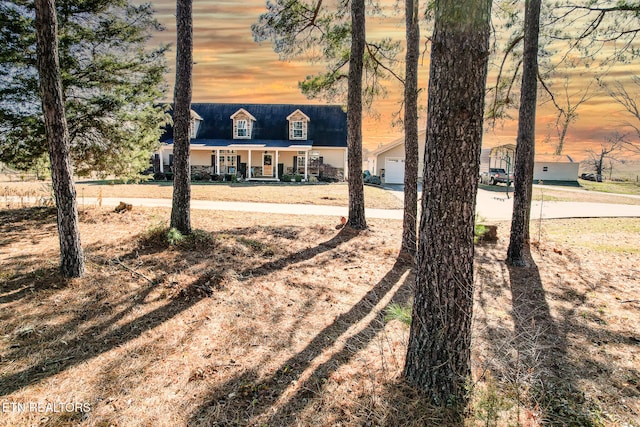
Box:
[384,157,405,184]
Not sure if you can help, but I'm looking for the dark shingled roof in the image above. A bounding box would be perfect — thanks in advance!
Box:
[160,103,347,148]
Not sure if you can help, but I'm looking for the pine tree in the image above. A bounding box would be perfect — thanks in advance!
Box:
[506,0,542,267]
[400,0,420,258]
[34,0,85,278]
[252,1,400,230]
[170,0,193,235]
[346,0,367,229]
[0,0,167,180]
[403,0,492,412]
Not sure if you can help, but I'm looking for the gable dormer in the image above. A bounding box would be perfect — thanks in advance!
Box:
[190,109,203,139]
[230,108,256,139]
[287,109,310,140]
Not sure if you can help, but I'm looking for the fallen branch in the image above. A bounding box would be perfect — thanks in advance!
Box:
[112,258,155,285]
[620,300,639,304]
[45,356,75,365]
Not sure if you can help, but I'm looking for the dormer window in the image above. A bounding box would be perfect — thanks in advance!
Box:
[287,109,310,140]
[189,109,202,139]
[190,119,196,139]
[230,108,256,139]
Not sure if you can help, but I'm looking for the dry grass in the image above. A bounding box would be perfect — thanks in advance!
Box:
[0,180,403,209]
[532,187,640,206]
[0,206,638,426]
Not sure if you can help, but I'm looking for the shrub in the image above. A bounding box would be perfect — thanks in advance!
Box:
[318,176,338,183]
[294,174,303,182]
[384,302,412,326]
[153,172,165,181]
[166,227,185,246]
[281,174,292,182]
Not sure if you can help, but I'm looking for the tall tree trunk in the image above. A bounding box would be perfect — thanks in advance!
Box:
[403,0,491,411]
[346,0,367,230]
[34,0,85,278]
[400,0,420,259]
[170,0,193,235]
[507,0,541,266]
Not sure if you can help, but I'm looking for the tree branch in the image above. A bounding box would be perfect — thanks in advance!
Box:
[365,42,404,85]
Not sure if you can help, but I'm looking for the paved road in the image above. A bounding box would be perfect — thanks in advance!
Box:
[9,188,640,222]
[382,184,640,221]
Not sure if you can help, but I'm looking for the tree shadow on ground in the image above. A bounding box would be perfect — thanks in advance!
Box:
[507,247,599,425]
[475,236,640,425]
[0,211,359,398]
[187,259,414,426]
[0,206,57,248]
[0,267,64,306]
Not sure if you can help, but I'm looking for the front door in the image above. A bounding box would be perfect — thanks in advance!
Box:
[263,153,273,177]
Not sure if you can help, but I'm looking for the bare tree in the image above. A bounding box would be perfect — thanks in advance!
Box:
[540,76,594,156]
[601,75,640,153]
[403,0,492,412]
[586,133,625,179]
[507,0,542,267]
[34,0,84,277]
[170,0,193,235]
[400,0,420,258]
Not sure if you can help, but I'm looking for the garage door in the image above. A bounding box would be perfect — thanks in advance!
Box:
[384,157,405,184]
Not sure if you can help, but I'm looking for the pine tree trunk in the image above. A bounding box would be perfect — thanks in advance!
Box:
[507,0,541,267]
[403,0,491,410]
[401,0,420,259]
[170,0,193,235]
[346,0,367,230]
[34,0,85,278]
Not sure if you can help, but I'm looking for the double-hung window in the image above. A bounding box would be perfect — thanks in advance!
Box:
[236,120,247,138]
[293,121,304,139]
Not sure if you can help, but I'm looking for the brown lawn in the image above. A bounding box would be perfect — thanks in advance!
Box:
[0,180,403,210]
[0,204,638,426]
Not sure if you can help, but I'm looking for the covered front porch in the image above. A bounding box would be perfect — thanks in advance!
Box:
[159,143,317,181]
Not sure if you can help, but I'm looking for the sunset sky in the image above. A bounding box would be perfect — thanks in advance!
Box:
[148,0,639,160]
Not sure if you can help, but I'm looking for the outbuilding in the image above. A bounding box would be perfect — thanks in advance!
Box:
[368,138,579,185]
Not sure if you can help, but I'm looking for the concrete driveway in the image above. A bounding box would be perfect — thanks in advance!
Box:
[10,185,640,222]
[382,184,640,221]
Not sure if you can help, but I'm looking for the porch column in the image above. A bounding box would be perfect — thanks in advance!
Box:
[304,150,309,181]
[248,149,252,179]
[216,149,220,175]
[344,148,348,180]
[159,149,164,173]
[275,150,279,180]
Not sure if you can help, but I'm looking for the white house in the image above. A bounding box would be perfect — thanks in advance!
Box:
[367,130,426,184]
[156,103,348,182]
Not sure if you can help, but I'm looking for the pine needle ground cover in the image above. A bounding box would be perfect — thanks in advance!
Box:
[0,181,404,210]
[0,205,638,426]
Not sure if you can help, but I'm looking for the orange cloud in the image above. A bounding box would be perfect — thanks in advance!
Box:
[149,0,639,157]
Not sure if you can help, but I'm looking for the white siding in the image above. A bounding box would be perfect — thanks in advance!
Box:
[190,150,211,166]
[534,162,579,181]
